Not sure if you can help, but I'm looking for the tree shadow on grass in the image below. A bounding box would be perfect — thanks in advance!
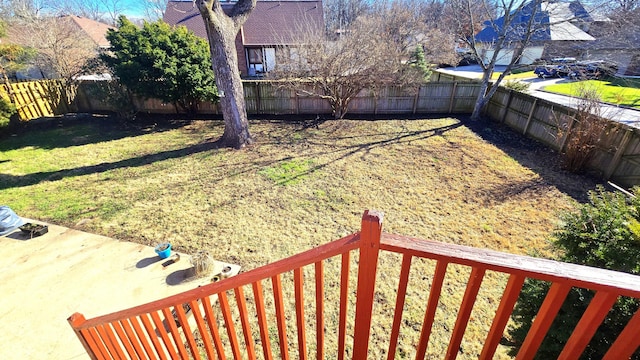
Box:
[0,114,209,152]
[0,140,222,191]
[463,117,600,204]
[204,119,465,209]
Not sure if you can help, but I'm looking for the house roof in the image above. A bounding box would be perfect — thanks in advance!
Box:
[475,0,597,43]
[2,16,113,49]
[65,15,114,48]
[163,0,324,46]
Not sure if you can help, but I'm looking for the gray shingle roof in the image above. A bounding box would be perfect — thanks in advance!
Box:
[475,0,598,43]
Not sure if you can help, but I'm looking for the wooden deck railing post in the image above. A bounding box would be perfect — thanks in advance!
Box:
[67,312,99,360]
[352,210,384,360]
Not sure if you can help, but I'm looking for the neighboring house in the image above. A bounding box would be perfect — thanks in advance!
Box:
[163,0,324,77]
[64,15,113,50]
[474,0,606,66]
[3,15,113,79]
[579,9,640,76]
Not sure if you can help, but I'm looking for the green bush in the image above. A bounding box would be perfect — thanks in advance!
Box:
[0,96,15,129]
[509,186,640,359]
[501,79,530,93]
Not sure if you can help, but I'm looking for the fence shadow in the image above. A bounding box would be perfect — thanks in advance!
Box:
[464,118,600,204]
[0,114,208,152]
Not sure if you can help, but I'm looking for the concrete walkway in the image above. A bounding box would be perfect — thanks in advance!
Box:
[437,66,640,127]
[0,221,238,359]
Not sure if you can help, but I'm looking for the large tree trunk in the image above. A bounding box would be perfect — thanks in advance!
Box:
[198,1,254,149]
[470,80,489,120]
[470,71,492,121]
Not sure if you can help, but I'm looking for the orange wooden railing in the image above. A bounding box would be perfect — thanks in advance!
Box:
[69,210,640,359]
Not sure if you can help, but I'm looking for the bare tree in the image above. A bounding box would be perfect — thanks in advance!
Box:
[196,0,256,149]
[270,15,424,119]
[324,0,370,33]
[0,0,47,19]
[450,0,547,120]
[10,16,97,80]
[143,0,166,21]
[44,0,125,25]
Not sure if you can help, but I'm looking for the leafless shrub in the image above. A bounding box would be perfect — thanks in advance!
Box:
[559,86,619,173]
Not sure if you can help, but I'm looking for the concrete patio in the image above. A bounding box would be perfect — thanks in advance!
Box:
[0,220,238,359]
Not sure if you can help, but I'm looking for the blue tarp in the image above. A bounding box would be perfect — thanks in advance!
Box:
[0,206,25,236]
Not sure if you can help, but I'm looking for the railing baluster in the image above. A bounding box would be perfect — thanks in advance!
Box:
[139,313,168,360]
[234,286,257,359]
[387,254,413,360]
[272,274,290,360]
[130,316,157,359]
[315,260,325,360]
[202,296,227,360]
[295,267,308,360]
[558,291,618,359]
[99,323,126,359]
[446,267,486,360]
[188,299,216,359]
[516,283,572,360]
[121,318,148,359]
[174,303,199,359]
[162,307,190,359]
[338,251,351,360]
[602,307,640,359]
[252,280,274,360]
[150,310,179,359]
[480,274,525,360]
[87,326,112,359]
[219,291,243,359]
[113,320,138,359]
[416,260,448,359]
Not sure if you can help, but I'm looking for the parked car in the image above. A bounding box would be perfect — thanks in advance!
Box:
[534,65,559,78]
[535,58,618,80]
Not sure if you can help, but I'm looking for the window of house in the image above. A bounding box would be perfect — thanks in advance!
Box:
[247,47,277,75]
[247,48,264,74]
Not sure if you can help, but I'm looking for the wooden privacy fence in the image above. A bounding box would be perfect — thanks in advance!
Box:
[485,87,640,187]
[0,80,73,120]
[68,211,640,359]
[7,78,640,187]
[71,80,482,116]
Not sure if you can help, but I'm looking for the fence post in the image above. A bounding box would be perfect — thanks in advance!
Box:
[559,110,575,153]
[352,210,384,360]
[256,81,262,115]
[523,98,538,135]
[448,82,458,114]
[605,128,633,180]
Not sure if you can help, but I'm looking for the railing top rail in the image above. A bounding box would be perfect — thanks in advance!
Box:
[381,233,640,298]
[71,232,360,330]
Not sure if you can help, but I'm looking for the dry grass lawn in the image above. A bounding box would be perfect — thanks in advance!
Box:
[0,115,599,358]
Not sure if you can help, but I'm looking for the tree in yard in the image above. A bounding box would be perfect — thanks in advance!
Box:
[409,45,431,82]
[450,0,545,120]
[323,0,370,34]
[448,0,548,120]
[508,186,640,359]
[270,8,432,119]
[16,16,99,81]
[0,20,35,127]
[196,0,256,149]
[102,17,218,114]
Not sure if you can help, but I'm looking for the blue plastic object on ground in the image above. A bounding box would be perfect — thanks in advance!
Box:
[0,206,26,236]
